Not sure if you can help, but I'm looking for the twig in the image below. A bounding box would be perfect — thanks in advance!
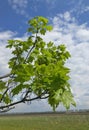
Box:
[0,73,11,79]
[0,94,49,109]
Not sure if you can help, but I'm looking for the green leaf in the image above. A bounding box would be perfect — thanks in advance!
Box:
[0,94,2,100]
[46,25,53,31]
[62,91,76,109]
[64,51,71,59]
[47,42,53,47]
[40,29,46,35]
[12,84,23,96]
[3,94,11,104]
[0,80,6,90]
[6,40,14,48]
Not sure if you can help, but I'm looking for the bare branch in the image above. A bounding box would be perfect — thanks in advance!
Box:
[0,94,49,110]
[24,30,38,63]
[0,73,11,79]
[23,89,31,100]
[0,106,15,113]
[24,45,35,63]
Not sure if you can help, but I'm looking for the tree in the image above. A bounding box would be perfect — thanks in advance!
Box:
[0,16,76,112]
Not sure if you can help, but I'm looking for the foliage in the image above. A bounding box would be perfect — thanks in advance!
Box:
[0,16,76,111]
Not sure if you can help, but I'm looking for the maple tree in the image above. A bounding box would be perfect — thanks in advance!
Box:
[0,16,76,112]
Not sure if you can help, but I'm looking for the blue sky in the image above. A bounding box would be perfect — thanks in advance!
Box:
[0,0,89,113]
[0,0,89,35]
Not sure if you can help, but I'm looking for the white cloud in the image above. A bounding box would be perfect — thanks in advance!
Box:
[76,28,89,42]
[0,31,16,41]
[8,0,57,17]
[80,6,89,14]
[70,0,89,15]
[0,31,16,76]
[84,6,89,12]
[42,11,89,110]
[8,0,29,17]
[1,11,89,112]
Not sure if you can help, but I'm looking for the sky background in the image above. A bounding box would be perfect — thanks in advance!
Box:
[0,0,89,113]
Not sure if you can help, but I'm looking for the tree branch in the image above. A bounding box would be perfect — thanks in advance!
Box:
[0,106,15,113]
[0,82,12,103]
[0,73,11,79]
[24,30,38,63]
[24,45,35,63]
[0,94,49,110]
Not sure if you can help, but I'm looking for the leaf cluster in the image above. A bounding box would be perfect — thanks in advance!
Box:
[0,16,76,111]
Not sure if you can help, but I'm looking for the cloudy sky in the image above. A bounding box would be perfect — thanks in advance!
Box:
[0,0,89,113]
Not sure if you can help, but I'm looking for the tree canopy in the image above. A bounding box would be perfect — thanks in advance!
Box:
[0,16,76,112]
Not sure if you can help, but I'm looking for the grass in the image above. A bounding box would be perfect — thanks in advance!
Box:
[0,113,89,130]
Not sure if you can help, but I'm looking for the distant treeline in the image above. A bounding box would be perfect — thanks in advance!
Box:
[0,110,89,116]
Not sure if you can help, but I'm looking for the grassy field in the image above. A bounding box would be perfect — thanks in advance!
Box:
[0,113,89,130]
